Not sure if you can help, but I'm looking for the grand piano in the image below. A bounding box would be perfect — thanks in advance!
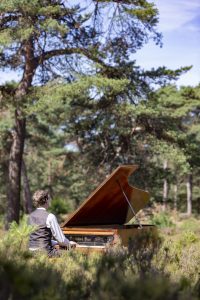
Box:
[61,165,155,251]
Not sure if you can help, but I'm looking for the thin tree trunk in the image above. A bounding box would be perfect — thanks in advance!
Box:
[162,159,168,211]
[22,159,32,214]
[173,182,178,211]
[48,158,52,186]
[186,173,193,216]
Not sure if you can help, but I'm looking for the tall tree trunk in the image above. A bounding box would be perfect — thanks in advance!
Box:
[6,113,26,226]
[162,159,168,211]
[173,182,178,211]
[48,158,52,186]
[22,159,32,214]
[186,173,193,216]
[6,38,37,227]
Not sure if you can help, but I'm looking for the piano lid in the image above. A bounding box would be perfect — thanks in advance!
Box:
[62,165,150,227]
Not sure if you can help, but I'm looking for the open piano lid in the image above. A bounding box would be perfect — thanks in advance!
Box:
[62,165,150,227]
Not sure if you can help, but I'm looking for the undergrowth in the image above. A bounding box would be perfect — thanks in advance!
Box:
[0,217,200,300]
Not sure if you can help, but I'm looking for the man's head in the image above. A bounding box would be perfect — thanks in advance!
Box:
[32,190,50,208]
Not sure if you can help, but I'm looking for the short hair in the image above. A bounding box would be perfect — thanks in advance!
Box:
[32,190,50,208]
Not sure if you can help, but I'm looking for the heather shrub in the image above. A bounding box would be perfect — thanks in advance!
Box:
[0,249,65,300]
[179,218,200,233]
[91,272,195,300]
[128,229,162,275]
[155,231,200,285]
[0,218,200,300]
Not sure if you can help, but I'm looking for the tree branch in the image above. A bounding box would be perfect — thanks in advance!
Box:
[38,47,107,68]
[0,14,21,28]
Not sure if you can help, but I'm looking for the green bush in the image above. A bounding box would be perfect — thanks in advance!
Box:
[179,231,199,246]
[0,215,35,252]
[156,231,200,285]
[179,218,200,233]
[128,229,162,275]
[151,212,175,228]
[49,198,71,216]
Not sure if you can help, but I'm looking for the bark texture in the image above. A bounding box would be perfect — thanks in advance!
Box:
[162,160,168,211]
[22,159,33,214]
[173,183,178,211]
[186,173,193,216]
[7,114,26,225]
[6,39,37,226]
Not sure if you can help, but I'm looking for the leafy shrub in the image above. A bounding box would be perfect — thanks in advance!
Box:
[179,218,200,233]
[49,198,71,216]
[179,231,199,247]
[151,212,175,228]
[0,215,35,252]
[156,231,200,285]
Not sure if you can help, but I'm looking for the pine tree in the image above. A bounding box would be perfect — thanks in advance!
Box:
[132,84,200,212]
[0,0,189,225]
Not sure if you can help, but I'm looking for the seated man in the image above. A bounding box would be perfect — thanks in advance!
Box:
[28,190,76,257]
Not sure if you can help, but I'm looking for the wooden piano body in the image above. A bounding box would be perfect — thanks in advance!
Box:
[61,165,155,251]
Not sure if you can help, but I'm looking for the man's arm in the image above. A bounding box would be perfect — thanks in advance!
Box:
[46,213,76,247]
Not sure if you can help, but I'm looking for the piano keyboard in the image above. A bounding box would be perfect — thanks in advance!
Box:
[65,234,114,247]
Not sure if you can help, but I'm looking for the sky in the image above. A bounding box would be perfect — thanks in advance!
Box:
[0,0,199,87]
[134,0,200,87]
